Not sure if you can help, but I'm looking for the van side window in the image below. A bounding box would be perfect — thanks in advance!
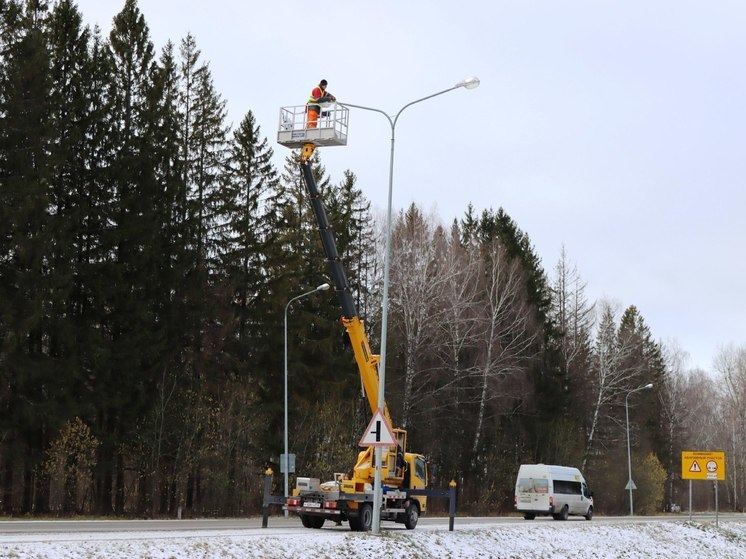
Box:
[553,480,582,495]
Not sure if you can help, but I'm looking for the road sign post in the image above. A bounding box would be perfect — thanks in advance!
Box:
[681,450,725,524]
[359,408,397,533]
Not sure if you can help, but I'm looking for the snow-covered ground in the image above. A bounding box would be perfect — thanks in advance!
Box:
[1,520,746,558]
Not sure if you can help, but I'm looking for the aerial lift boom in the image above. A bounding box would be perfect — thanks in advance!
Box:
[276,103,426,531]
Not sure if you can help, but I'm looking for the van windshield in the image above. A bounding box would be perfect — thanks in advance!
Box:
[517,478,549,493]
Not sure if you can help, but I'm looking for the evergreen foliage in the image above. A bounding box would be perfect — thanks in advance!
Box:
[0,1,737,517]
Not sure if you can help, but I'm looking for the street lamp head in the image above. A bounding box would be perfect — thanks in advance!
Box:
[457,76,480,90]
[316,283,331,291]
[644,383,653,389]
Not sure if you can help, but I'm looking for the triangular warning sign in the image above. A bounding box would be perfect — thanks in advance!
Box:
[359,408,397,447]
[689,460,701,473]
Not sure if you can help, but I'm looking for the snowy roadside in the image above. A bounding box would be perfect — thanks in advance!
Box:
[1,520,745,559]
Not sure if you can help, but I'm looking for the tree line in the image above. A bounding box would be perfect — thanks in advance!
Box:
[1,0,744,517]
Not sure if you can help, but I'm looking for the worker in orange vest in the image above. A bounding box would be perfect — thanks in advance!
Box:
[306,79,336,128]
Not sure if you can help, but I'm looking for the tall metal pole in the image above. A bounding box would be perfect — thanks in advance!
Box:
[284,283,329,516]
[625,392,634,516]
[342,77,479,533]
[625,383,653,516]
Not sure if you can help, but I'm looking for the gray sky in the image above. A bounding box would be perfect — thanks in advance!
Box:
[73,0,746,373]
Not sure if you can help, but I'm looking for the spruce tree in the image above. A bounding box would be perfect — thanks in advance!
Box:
[220,110,278,369]
[177,32,229,380]
[618,306,666,464]
[99,0,163,515]
[0,0,56,514]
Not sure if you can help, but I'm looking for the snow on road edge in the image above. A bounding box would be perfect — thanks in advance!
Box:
[1,520,746,559]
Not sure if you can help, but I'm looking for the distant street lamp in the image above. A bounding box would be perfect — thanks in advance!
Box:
[341,76,480,533]
[625,382,654,516]
[283,282,330,516]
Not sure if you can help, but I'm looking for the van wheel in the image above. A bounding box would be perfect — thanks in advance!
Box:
[585,506,593,521]
[559,505,569,521]
[523,513,535,520]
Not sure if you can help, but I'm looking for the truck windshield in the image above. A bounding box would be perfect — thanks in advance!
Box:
[518,478,549,493]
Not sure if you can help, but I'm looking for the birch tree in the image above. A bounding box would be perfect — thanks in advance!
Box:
[582,301,650,470]
[659,341,691,507]
[470,239,538,456]
[388,204,452,428]
[714,343,746,511]
[434,221,482,410]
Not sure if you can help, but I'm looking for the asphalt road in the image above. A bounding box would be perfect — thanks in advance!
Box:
[1,513,744,535]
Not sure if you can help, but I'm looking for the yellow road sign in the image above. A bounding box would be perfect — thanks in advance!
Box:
[681,450,725,481]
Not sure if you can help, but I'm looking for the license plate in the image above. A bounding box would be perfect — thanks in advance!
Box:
[304,502,321,508]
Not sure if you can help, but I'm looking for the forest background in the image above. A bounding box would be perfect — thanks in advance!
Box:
[1,0,745,517]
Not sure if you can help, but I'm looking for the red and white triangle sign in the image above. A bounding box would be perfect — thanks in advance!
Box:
[359,408,397,447]
[689,460,701,473]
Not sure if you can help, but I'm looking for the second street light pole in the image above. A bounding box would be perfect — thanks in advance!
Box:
[342,76,479,533]
[283,282,330,517]
[625,382,653,516]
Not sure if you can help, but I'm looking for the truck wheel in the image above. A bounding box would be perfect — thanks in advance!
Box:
[357,503,373,532]
[523,513,536,520]
[403,503,419,530]
[584,506,593,521]
[300,514,325,529]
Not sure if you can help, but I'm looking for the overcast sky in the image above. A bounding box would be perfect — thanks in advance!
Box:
[72,0,746,373]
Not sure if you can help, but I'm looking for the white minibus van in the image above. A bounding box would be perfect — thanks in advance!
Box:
[514,464,593,520]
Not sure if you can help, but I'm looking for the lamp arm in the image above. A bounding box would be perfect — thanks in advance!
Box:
[392,85,460,128]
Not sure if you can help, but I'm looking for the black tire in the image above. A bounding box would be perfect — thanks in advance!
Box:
[300,514,325,529]
[585,506,593,521]
[356,503,373,532]
[559,505,569,521]
[404,503,419,530]
[523,513,536,520]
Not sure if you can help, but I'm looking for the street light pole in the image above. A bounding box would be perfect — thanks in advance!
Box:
[625,382,653,516]
[341,76,479,533]
[284,282,330,516]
